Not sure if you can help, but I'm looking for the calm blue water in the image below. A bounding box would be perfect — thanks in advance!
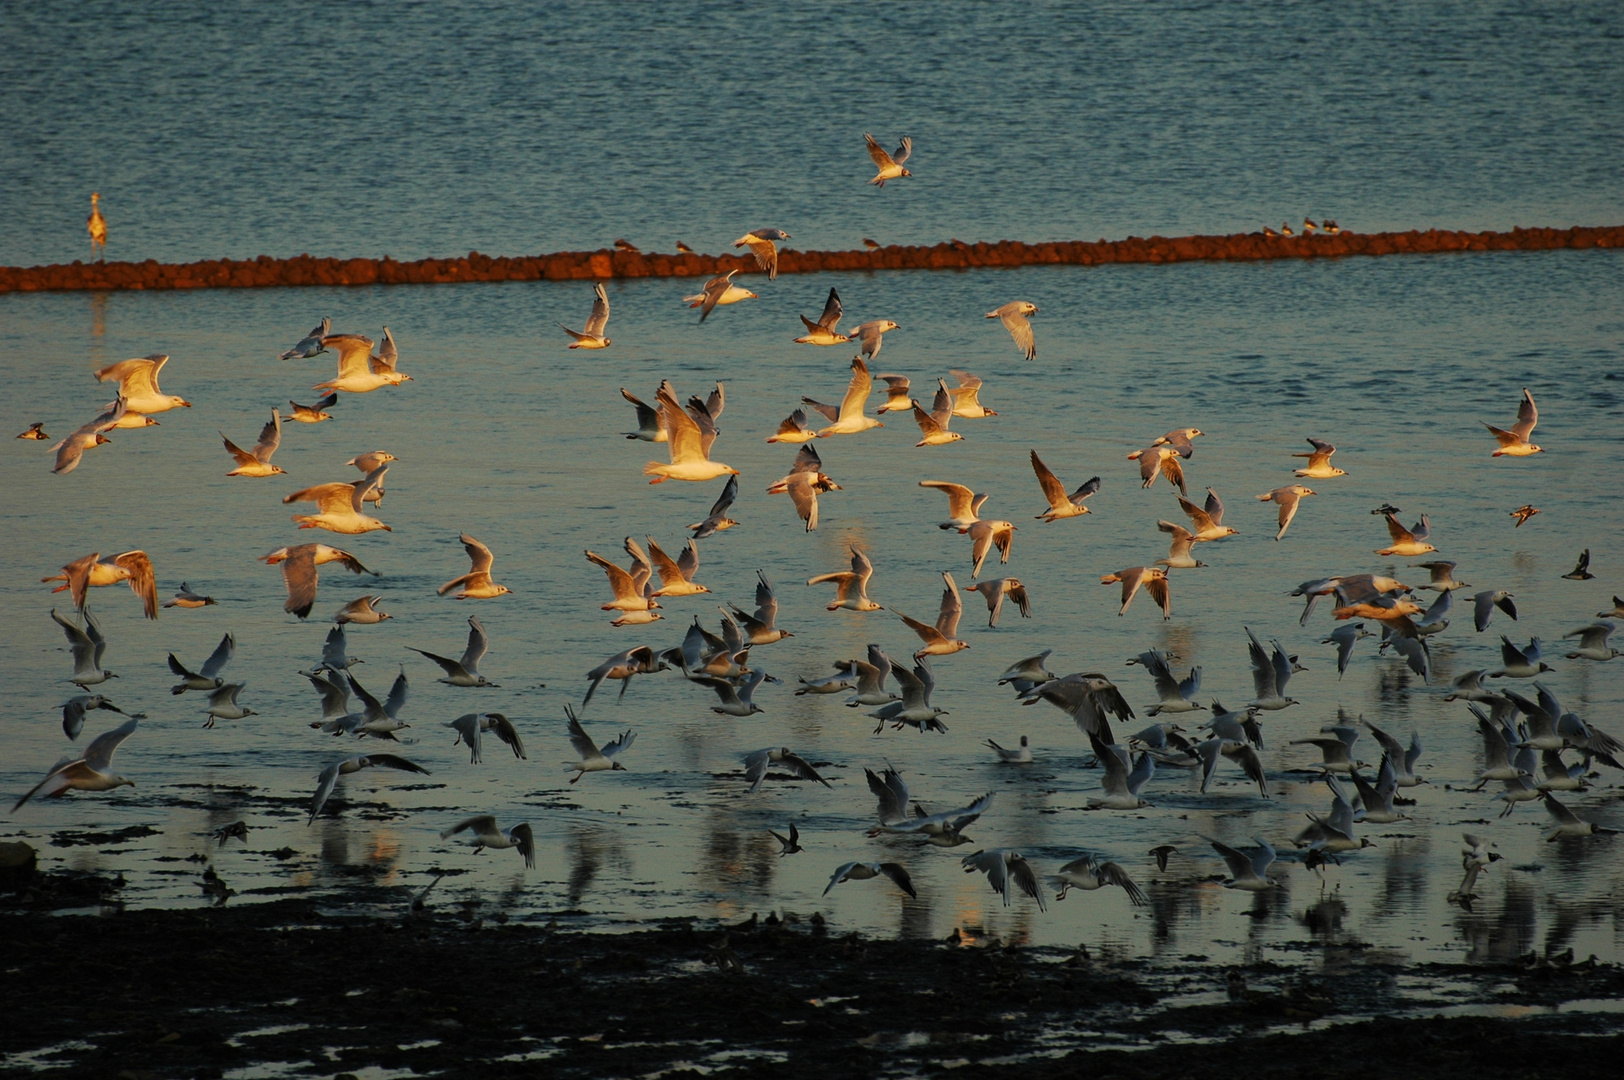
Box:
[1,3,1622,967]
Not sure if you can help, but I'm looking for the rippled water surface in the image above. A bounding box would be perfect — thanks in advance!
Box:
[1,3,1622,966]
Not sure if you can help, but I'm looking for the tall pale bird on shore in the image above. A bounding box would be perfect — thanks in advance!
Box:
[88,193,107,259]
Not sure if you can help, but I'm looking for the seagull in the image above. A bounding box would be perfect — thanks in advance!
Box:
[848,644,900,705]
[965,519,1015,577]
[282,393,338,423]
[825,861,915,898]
[313,623,361,674]
[61,694,124,741]
[1346,759,1408,824]
[49,398,125,475]
[866,770,989,842]
[444,711,526,763]
[1205,836,1278,890]
[619,388,668,442]
[835,325,898,373]
[1256,485,1316,540]
[1358,718,1425,788]
[13,717,138,811]
[999,652,1055,692]
[221,409,286,477]
[438,533,511,599]
[1088,733,1155,809]
[919,480,987,531]
[1289,731,1364,774]
[262,543,377,619]
[301,668,352,728]
[201,684,256,727]
[1128,444,1188,495]
[875,374,914,414]
[1485,388,1542,456]
[344,453,398,506]
[410,616,499,687]
[586,547,660,613]
[564,704,635,783]
[911,379,962,447]
[963,578,1031,628]
[87,191,107,258]
[16,422,48,440]
[582,645,667,707]
[805,354,884,437]
[282,466,390,534]
[684,268,757,321]
[644,383,738,482]
[946,370,998,418]
[646,536,709,596]
[733,228,790,280]
[94,355,192,414]
[1292,437,1347,478]
[985,301,1039,359]
[744,747,830,794]
[795,660,858,696]
[768,823,803,856]
[1030,451,1099,521]
[794,288,848,345]
[1414,561,1468,593]
[1376,512,1435,556]
[52,608,116,687]
[1471,589,1517,631]
[1178,488,1238,541]
[808,544,882,612]
[962,849,1046,909]
[1411,589,1454,636]
[334,595,390,625]
[559,282,612,348]
[727,571,794,645]
[693,670,775,716]
[1564,550,1595,580]
[766,409,817,445]
[312,334,412,393]
[307,754,430,824]
[1564,622,1619,661]
[894,572,969,658]
[1100,567,1170,619]
[1020,673,1134,741]
[1156,521,1208,570]
[868,657,949,733]
[985,735,1032,763]
[44,550,157,619]
[441,816,535,868]
[766,442,841,499]
[1246,629,1299,710]
[863,132,912,187]
[280,318,331,360]
[1490,636,1553,678]
[1322,623,1373,678]
[1541,793,1618,841]
[1051,854,1148,905]
[1194,736,1269,797]
[1510,504,1540,528]
[1136,652,1203,715]
[168,633,235,694]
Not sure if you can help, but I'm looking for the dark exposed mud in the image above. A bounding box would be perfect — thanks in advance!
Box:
[2,884,1621,1079]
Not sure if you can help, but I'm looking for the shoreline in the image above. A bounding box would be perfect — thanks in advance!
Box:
[2,889,1621,1078]
[2,224,1619,295]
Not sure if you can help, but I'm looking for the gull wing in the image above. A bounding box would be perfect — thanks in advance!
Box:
[585,283,611,336]
[892,135,912,166]
[112,551,158,619]
[81,716,139,772]
[282,481,357,515]
[786,473,819,531]
[253,410,283,462]
[566,705,606,763]
[323,335,375,379]
[779,750,831,787]
[864,132,896,168]
[1029,451,1068,509]
[461,616,489,670]
[408,647,470,681]
[657,384,706,463]
[200,633,236,679]
[936,572,964,637]
[836,355,875,422]
[817,287,843,330]
[1511,388,1538,441]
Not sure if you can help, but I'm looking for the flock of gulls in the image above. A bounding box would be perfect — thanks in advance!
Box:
[12,154,1620,930]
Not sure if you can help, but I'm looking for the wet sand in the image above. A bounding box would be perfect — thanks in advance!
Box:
[3,868,1621,1079]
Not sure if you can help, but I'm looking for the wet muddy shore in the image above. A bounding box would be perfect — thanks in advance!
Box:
[3,878,1621,1079]
[2,224,1619,294]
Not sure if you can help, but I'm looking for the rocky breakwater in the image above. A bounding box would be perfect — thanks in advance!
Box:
[2,225,1619,294]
